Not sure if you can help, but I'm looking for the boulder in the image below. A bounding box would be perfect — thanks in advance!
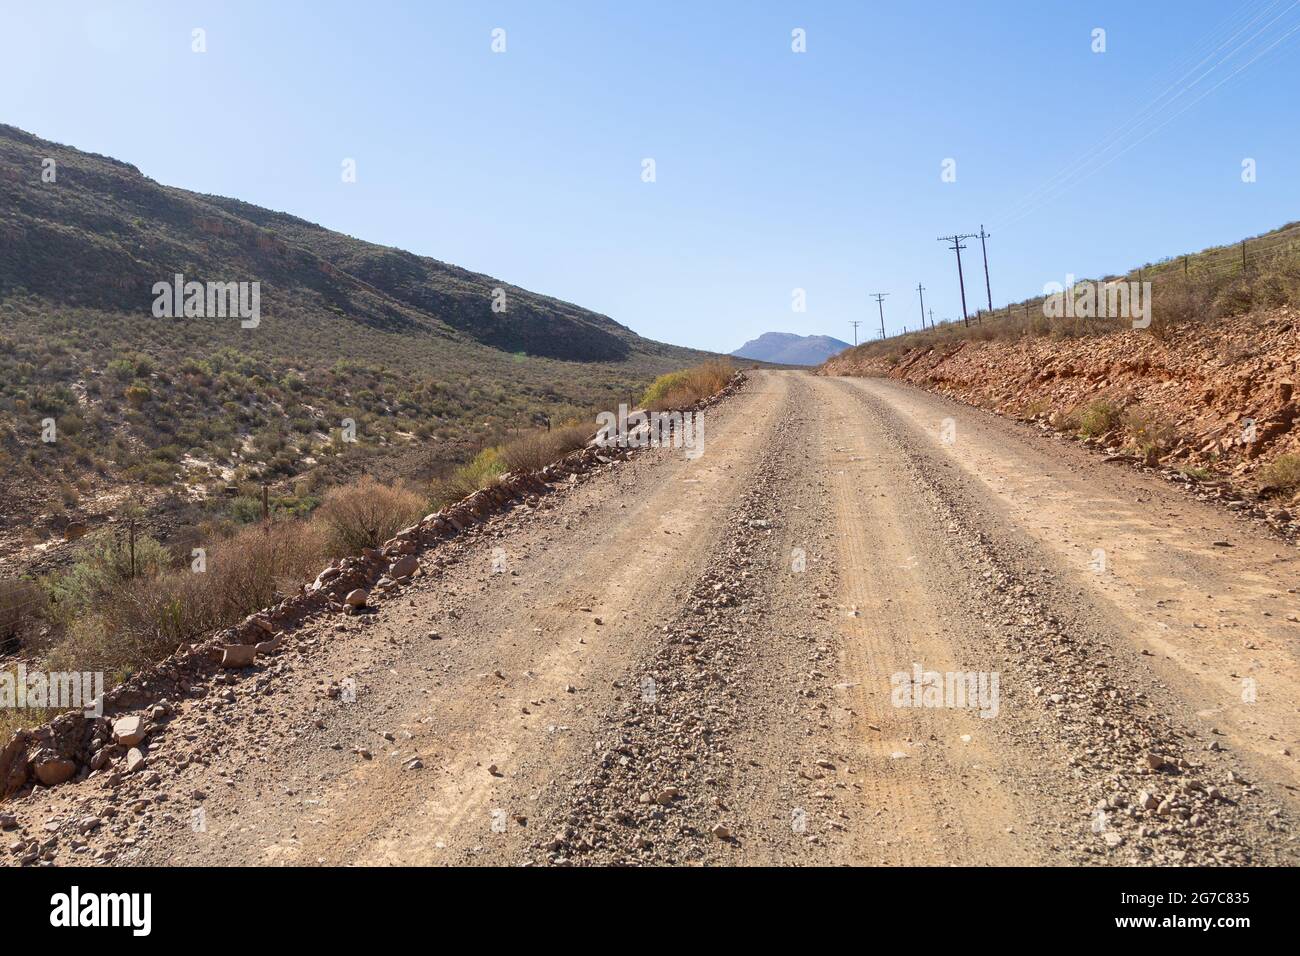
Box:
[344,588,369,608]
[32,750,76,787]
[125,748,146,774]
[390,555,419,579]
[112,715,146,747]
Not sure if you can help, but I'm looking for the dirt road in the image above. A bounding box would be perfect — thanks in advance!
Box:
[11,371,1299,866]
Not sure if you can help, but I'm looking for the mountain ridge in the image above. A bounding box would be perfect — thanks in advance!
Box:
[731,331,850,366]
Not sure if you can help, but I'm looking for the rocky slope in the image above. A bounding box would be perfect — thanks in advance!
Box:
[820,309,1300,498]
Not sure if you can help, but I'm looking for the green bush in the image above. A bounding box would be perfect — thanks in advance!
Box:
[435,447,506,504]
[48,534,174,616]
[1076,401,1122,438]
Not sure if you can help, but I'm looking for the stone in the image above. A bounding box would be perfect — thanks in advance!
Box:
[344,588,369,608]
[113,715,146,747]
[390,555,419,579]
[33,753,76,787]
[125,748,146,774]
[711,823,732,840]
[220,644,257,668]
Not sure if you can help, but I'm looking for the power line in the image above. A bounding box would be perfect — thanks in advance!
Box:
[990,0,1300,230]
[995,3,1300,231]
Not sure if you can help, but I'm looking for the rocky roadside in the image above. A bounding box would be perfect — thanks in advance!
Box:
[819,308,1300,543]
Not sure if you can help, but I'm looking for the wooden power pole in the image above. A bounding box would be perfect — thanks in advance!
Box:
[976,224,993,314]
[938,234,977,328]
[871,292,890,340]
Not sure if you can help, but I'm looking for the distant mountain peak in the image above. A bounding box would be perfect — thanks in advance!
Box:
[731,332,851,366]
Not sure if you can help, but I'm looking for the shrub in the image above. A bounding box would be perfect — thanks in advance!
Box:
[641,359,733,411]
[0,578,46,653]
[202,520,327,618]
[500,425,591,472]
[1121,406,1177,455]
[435,448,506,505]
[314,475,427,555]
[45,520,327,679]
[1076,400,1122,438]
[48,534,174,615]
[1259,454,1300,493]
[1151,278,1214,337]
[124,384,151,407]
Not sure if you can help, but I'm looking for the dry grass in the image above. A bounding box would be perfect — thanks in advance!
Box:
[314,476,427,555]
[1259,454,1300,494]
[641,359,733,411]
[44,520,328,680]
[830,225,1300,364]
[1121,406,1177,456]
[0,578,46,655]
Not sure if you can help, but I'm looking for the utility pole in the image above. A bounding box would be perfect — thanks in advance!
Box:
[928,308,935,328]
[976,224,993,314]
[916,283,927,330]
[938,233,976,327]
[849,320,862,346]
[871,292,890,340]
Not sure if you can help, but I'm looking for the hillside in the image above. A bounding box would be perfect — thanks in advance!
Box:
[0,125,711,566]
[820,221,1300,504]
[731,331,849,365]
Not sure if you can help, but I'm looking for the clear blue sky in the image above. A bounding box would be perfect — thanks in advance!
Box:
[3,1,1298,351]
